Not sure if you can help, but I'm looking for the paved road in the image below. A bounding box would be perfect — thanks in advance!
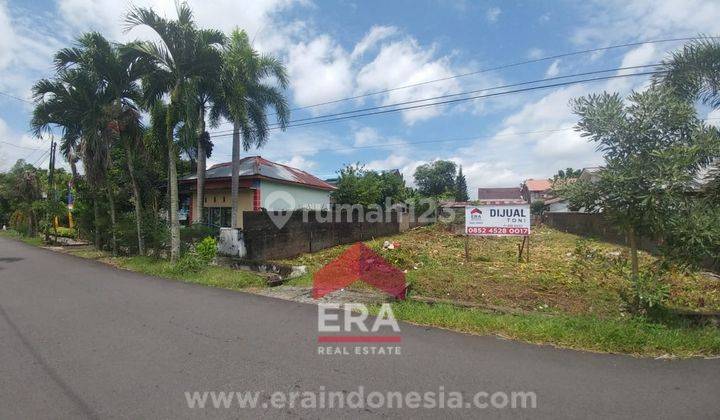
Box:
[1,237,719,419]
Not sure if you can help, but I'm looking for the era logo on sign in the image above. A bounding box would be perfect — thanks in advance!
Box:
[469,207,482,220]
[318,303,400,333]
[312,243,407,299]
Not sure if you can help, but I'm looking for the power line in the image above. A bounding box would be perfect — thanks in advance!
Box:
[31,149,50,166]
[207,70,664,137]
[216,127,576,158]
[0,140,44,150]
[216,116,720,159]
[209,64,659,135]
[0,90,33,104]
[261,35,717,115]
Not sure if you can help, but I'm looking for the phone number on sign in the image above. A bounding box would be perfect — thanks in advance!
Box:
[466,227,529,235]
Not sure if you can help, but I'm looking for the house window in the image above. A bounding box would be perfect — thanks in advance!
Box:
[203,207,232,227]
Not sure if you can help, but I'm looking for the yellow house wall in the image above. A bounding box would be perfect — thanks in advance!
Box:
[192,189,254,228]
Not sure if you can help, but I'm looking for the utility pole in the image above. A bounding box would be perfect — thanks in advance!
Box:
[44,136,57,243]
[48,136,56,193]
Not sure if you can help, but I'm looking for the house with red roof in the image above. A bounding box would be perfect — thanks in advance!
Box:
[521,178,553,203]
[477,187,527,205]
[179,156,335,228]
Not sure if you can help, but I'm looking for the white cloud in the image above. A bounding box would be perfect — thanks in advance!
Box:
[366,154,424,186]
[707,109,720,127]
[353,126,381,147]
[278,155,317,170]
[286,35,354,109]
[355,37,462,124]
[57,0,299,42]
[0,117,54,171]
[527,48,544,59]
[351,25,397,59]
[573,0,720,45]
[485,7,501,22]
[0,1,61,99]
[545,59,560,77]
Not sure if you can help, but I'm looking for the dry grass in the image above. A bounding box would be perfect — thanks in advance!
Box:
[278,225,720,317]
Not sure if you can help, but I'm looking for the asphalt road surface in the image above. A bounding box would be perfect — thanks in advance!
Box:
[1,236,719,419]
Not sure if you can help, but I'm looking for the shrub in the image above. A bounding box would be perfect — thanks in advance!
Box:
[54,227,76,238]
[620,267,671,314]
[173,236,217,273]
[530,200,545,216]
[174,253,206,273]
[196,236,217,264]
[181,223,219,243]
[9,210,29,235]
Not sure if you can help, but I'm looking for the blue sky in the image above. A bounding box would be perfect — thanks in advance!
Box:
[1,0,719,197]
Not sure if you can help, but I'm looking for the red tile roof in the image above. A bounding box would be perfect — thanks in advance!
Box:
[477,187,527,204]
[181,156,336,190]
[477,187,524,200]
[524,178,552,192]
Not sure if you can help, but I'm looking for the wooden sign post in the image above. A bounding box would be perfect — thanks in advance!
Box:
[517,236,530,263]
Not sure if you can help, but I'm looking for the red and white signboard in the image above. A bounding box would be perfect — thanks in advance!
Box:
[465,205,530,236]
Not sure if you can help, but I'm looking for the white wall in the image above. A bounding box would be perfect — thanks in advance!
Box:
[548,200,570,212]
[259,180,331,210]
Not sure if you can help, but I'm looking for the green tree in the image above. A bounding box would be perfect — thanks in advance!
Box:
[31,68,112,248]
[454,165,469,201]
[414,160,457,197]
[125,2,225,262]
[0,160,42,235]
[657,37,720,200]
[211,29,289,229]
[530,200,545,216]
[331,165,409,207]
[553,167,581,180]
[564,86,717,278]
[54,32,149,255]
[181,62,222,224]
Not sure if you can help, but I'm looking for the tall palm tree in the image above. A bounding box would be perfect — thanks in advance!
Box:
[211,29,290,228]
[31,69,110,248]
[124,3,224,262]
[658,37,720,198]
[183,75,220,225]
[54,32,149,255]
[658,37,720,107]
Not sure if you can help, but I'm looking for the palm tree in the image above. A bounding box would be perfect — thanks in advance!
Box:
[211,29,290,228]
[31,69,111,248]
[124,3,225,262]
[658,37,720,199]
[183,75,220,225]
[658,37,720,107]
[54,32,149,255]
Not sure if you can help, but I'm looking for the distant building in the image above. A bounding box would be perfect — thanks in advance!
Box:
[477,187,527,205]
[578,167,602,183]
[543,196,570,212]
[179,156,335,228]
[521,179,553,203]
[323,177,339,187]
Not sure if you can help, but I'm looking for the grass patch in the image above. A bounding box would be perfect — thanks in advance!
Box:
[0,233,269,292]
[111,256,265,290]
[376,300,720,357]
[0,229,44,246]
[277,225,720,317]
